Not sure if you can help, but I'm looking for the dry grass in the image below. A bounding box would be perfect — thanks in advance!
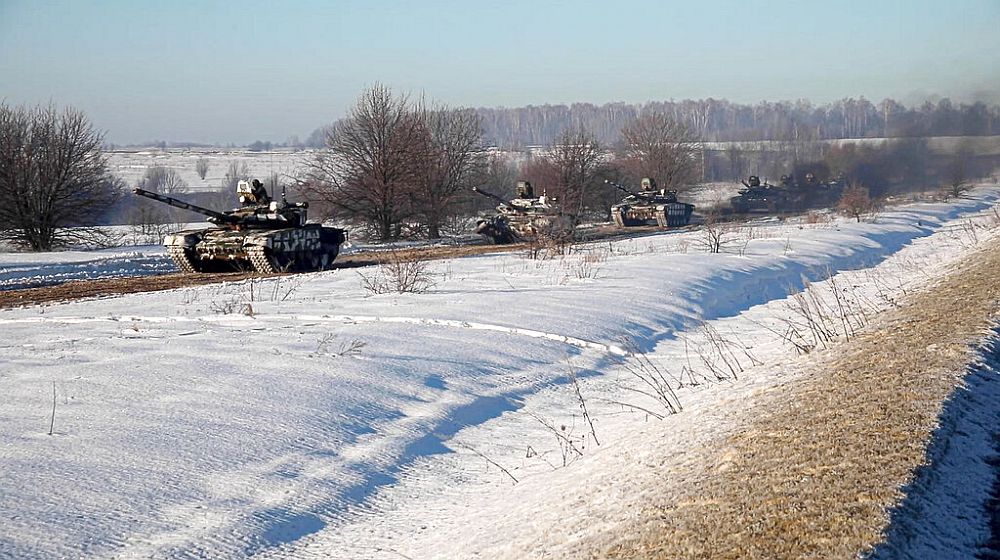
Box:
[605,237,1000,559]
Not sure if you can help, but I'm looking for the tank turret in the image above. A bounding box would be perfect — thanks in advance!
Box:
[133,179,347,274]
[472,182,573,244]
[605,178,693,228]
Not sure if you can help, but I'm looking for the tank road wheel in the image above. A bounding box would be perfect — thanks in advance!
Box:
[309,252,331,271]
[247,246,281,274]
[167,246,199,273]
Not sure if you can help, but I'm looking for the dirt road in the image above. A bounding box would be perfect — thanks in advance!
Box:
[0,224,677,310]
[604,234,1000,557]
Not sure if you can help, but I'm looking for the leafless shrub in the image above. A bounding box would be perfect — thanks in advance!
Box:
[607,339,683,419]
[989,205,1000,228]
[693,322,760,380]
[942,219,986,247]
[195,158,210,180]
[244,275,302,302]
[209,295,254,316]
[456,442,518,484]
[737,224,759,256]
[568,364,599,446]
[529,412,586,467]
[359,249,436,294]
[837,183,881,223]
[699,214,738,253]
[804,211,831,224]
[522,222,576,260]
[312,333,367,357]
[209,278,296,316]
[48,380,57,436]
[126,205,176,245]
[778,271,876,354]
[565,247,608,279]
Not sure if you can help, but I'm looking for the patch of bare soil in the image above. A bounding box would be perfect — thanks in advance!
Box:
[605,237,1000,559]
[0,225,681,309]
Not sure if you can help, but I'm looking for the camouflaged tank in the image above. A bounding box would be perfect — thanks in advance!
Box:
[606,178,695,227]
[730,174,844,214]
[729,175,786,213]
[133,179,347,273]
[472,181,575,244]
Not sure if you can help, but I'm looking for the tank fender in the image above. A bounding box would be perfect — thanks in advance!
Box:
[163,231,202,249]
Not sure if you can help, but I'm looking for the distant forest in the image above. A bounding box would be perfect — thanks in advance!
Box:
[306,97,1000,149]
[475,97,1000,147]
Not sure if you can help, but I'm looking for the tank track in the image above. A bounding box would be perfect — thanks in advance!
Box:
[247,246,279,274]
[167,246,198,273]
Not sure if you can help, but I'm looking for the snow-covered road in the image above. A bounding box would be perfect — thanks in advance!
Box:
[2,186,999,558]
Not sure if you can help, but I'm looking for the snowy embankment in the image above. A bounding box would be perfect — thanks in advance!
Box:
[1,186,998,558]
[871,333,1000,559]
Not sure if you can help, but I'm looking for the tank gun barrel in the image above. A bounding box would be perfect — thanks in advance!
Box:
[604,179,640,197]
[133,188,234,223]
[472,186,513,208]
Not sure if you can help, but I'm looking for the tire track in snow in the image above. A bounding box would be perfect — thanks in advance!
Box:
[0,313,628,356]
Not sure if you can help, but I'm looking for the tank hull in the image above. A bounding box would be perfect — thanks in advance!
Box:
[611,202,694,228]
[164,224,347,273]
[475,214,575,244]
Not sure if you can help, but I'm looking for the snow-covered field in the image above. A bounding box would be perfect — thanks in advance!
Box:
[108,151,305,192]
[2,185,999,558]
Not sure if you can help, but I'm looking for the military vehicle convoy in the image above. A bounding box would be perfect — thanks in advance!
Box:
[133,179,347,273]
[729,175,782,213]
[729,174,843,214]
[606,178,695,227]
[472,181,575,244]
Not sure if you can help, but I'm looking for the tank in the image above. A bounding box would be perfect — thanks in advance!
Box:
[606,178,695,227]
[730,174,845,214]
[471,181,575,244]
[729,175,787,213]
[133,179,347,273]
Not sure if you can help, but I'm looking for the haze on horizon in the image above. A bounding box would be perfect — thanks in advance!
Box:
[2,0,998,146]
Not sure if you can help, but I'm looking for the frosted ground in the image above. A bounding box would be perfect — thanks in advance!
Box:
[2,184,999,558]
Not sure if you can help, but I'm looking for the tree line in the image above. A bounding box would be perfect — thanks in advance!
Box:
[473,97,1000,147]
[296,84,704,240]
[2,91,995,251]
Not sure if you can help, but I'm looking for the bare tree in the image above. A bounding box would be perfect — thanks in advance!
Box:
[133,166,188,223]
[411,106,487,238]
[480,152,519,199]
[537,126,605,215]
[0,103,121,251]
[617,112,702,191]
[195,157,210,180]
[137,166,187,194]
[302,84,425,240]
[837,183,873,222]
[221,160,251,191]
[943,142,974,199]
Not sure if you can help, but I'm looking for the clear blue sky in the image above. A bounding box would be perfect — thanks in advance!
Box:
[1,0,998,145]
